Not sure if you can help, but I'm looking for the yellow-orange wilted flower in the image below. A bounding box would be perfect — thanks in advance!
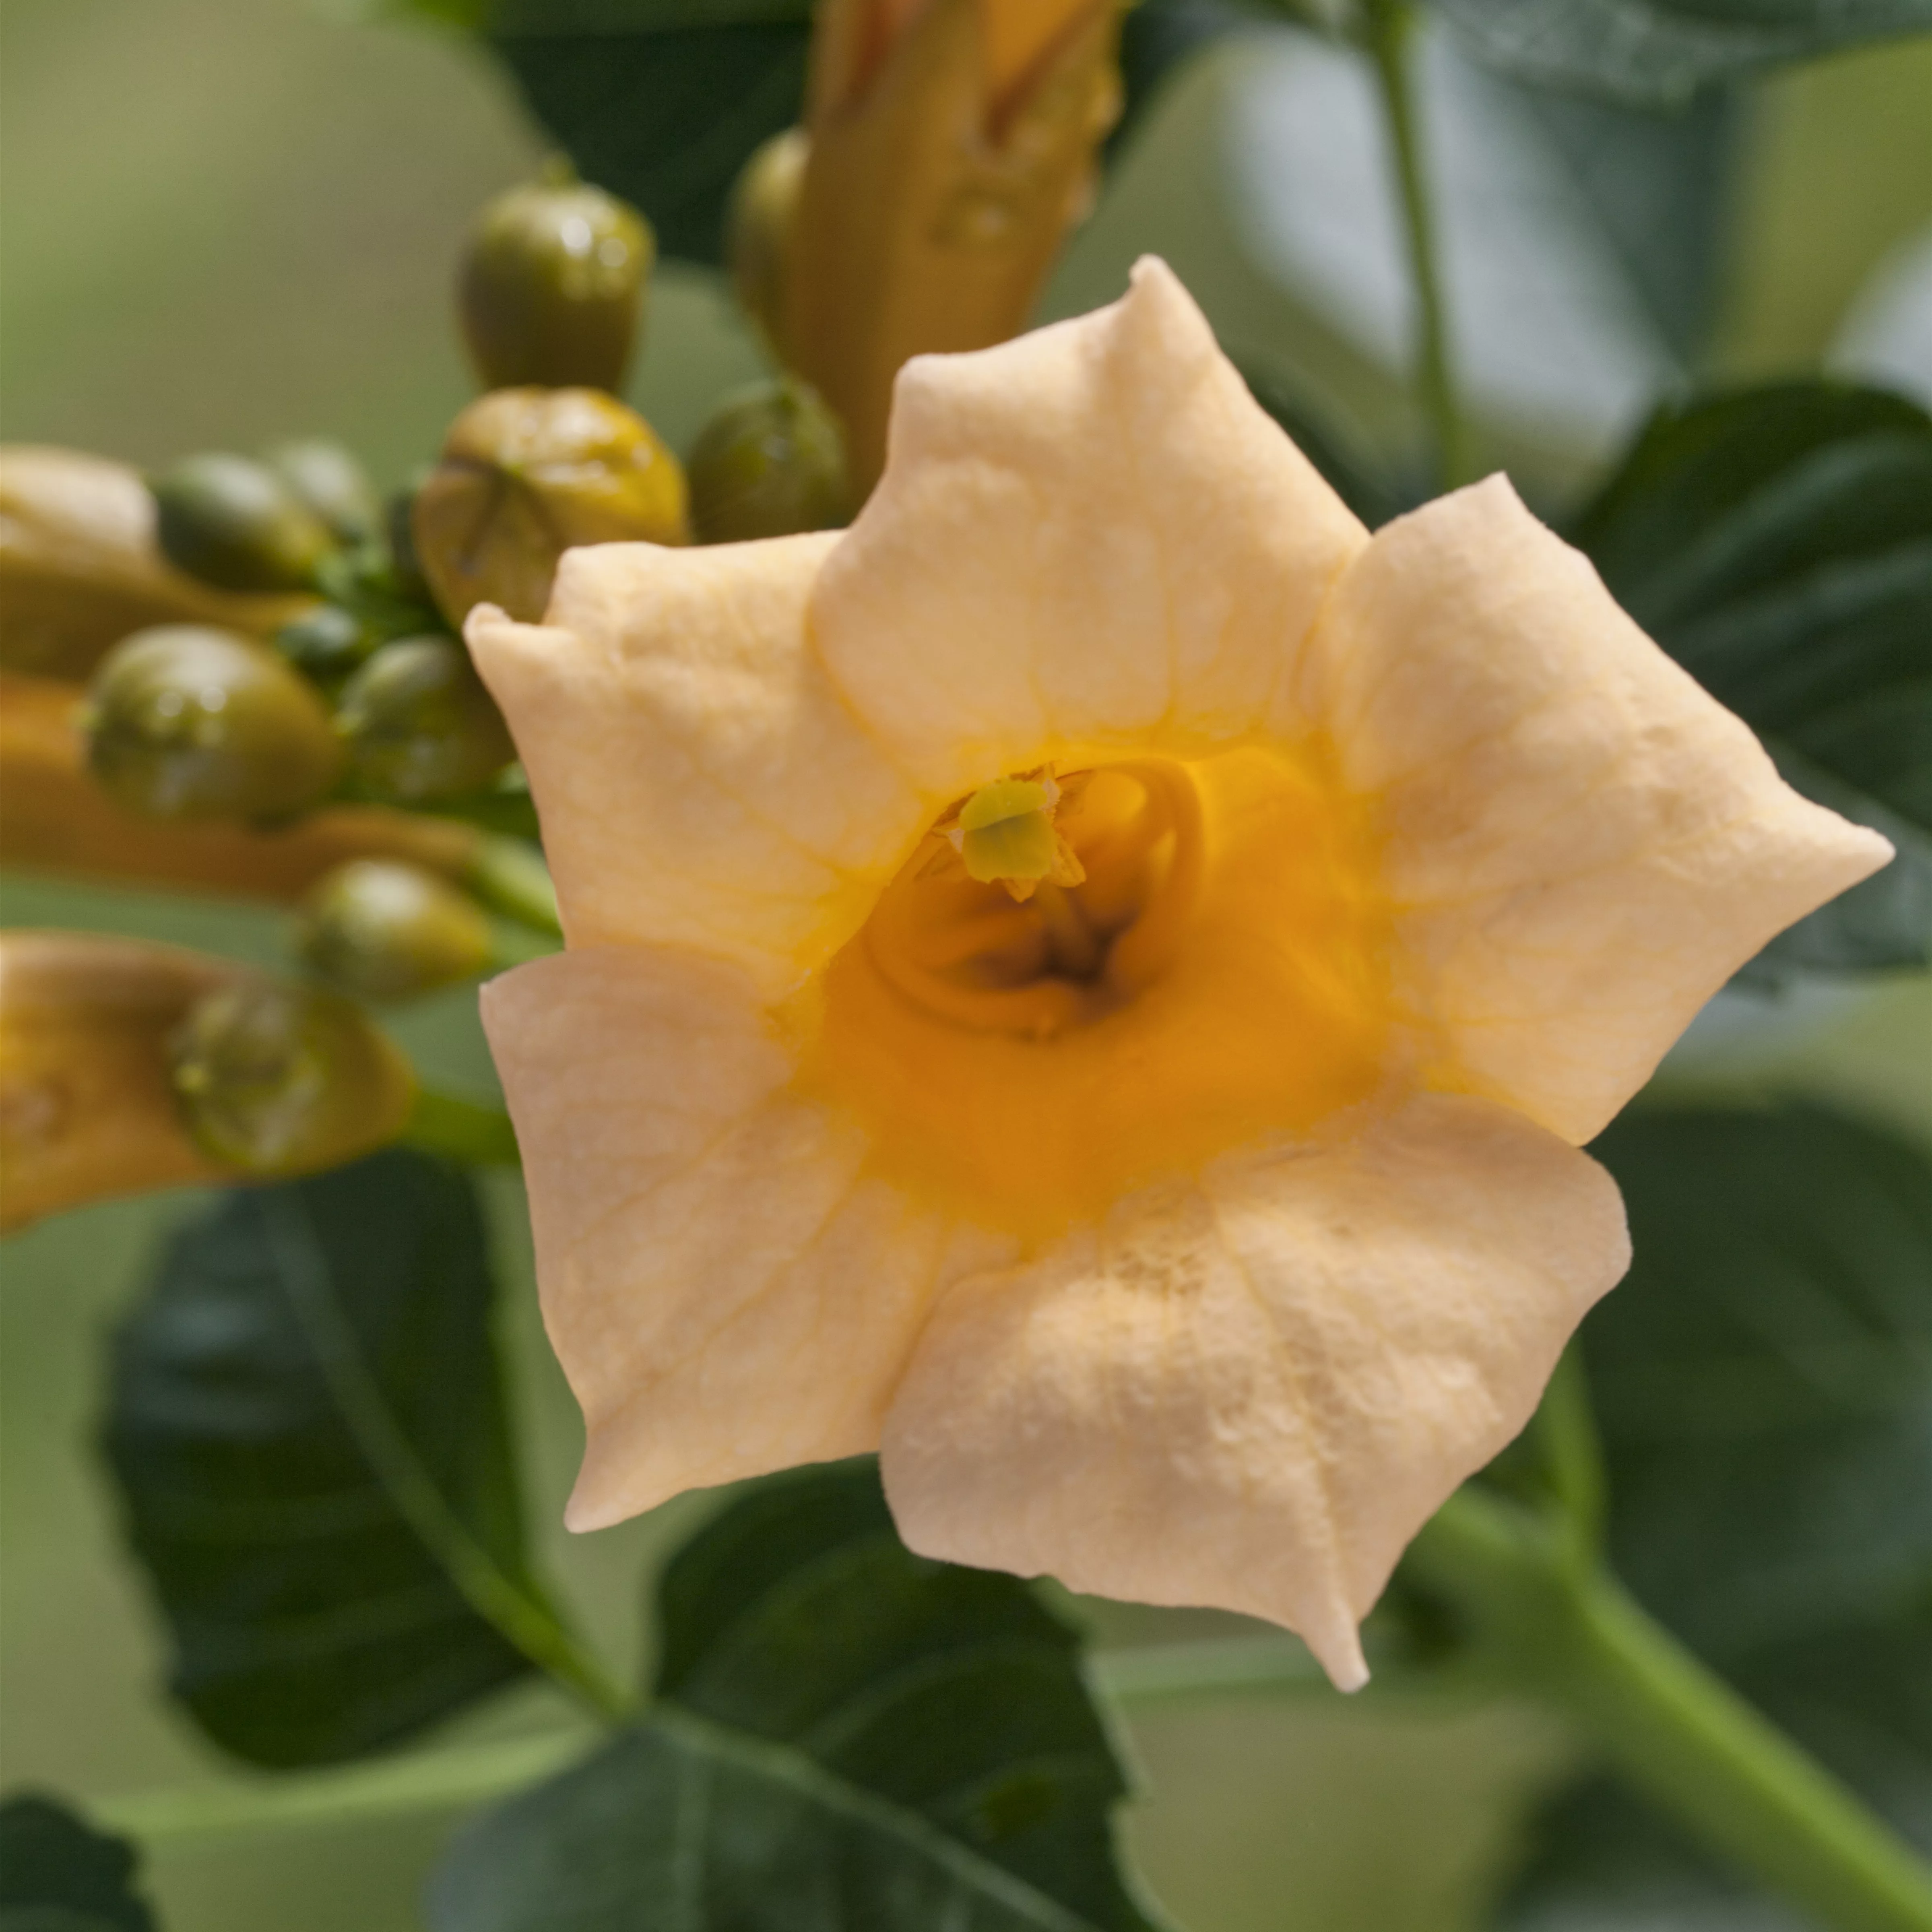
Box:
[780,0,1123,491]
[469,261,1890,1688]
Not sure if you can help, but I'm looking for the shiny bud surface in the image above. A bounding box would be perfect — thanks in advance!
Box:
[150,453,335,593]
[335,634,516,804]
[83,625,343,821]
[687,377,850,543]
[726,127,807,361]
[412,387,688,627]
[295,859,493,1001]
[460,170,654,393]
[169,979,415,1175]
[275,603,379,687]
[265,438,382,546]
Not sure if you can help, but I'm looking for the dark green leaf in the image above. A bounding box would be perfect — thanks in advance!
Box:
[487,13,811,266]
[102,1151,539,1767]
[1430,0,1932,107]
[1587,1105,1932,1659]
[0,1797,155,1932]
[1499,1777,1809,1930]
[427,1461,1165,1931]
[1495,1104,1932,1924]
[1573,383,1932,976]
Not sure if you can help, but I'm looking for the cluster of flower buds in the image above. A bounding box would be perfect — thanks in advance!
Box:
[434,151,874,590]
[48,426,543,823]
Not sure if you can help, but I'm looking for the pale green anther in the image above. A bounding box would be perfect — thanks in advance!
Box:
[958,776,1051,831]
[952,777,1060,886]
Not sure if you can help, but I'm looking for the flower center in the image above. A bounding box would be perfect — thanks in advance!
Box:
[863,760,1203,1041]
[795,745,1399,1242]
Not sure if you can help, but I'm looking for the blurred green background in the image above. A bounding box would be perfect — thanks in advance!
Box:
[2,1,1929,1926]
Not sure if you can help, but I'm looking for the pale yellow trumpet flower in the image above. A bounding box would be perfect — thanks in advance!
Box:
[468,261,1890,1688]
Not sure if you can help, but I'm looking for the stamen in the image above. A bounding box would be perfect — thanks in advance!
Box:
[945,772,1086,901]
[865,757,1203,1038]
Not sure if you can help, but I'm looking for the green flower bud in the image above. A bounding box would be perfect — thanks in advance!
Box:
[335,634,516,804]
[687,377,850,543]
[274,603,379,687]
[149,453,335,593]
[295,859,493,1001]
[83,625,344,821]
[412,387,689,627]
[459,167,653,393]
[168,979,416,1175]
[264,438,381,546]
[727,127,807,361]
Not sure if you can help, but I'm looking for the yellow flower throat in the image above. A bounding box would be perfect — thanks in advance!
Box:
[796,746,1400,1244]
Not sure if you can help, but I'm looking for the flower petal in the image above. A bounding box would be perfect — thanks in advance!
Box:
[467,533,926,994]
[1294,477,1893,1144]
[811,256,1368,796]
[481,947,1007,1530]
[879,1094,1629,1688]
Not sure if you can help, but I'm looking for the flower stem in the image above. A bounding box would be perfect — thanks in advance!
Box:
[1410,1486,1932,1932]
[1360,0,1474,491]
[402,1087,521,1167]
[94,1728,592,1849]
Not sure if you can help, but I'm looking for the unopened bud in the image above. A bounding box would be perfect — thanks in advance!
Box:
[726,128,807,359]
[412,387,688,626]
[168,979,415,1175]
[0,933,239,1231]
[295,859,493,1001]
[150,453,334,593]
[335,634,516,804]
[265,439,382,547]
[83,625,343,821]
[0,446,307,679]
[459,168,653,392]
[687,378,850,543]
[275,603,380,688]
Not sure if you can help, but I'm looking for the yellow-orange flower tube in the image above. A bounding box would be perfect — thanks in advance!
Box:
[468,261,1891,1688]
[782,0,1123,491]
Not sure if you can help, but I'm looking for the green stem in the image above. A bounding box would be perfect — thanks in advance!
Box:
[264,1191,627,1724]
[462,834,561,939]
[1529,1342,1606,1556]
[95,1729,591,1849]
[1411,1487,1932,1932]
[79,1635,1387,1854]
[402,1087,520,1166]
[1361,0,1474,490]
